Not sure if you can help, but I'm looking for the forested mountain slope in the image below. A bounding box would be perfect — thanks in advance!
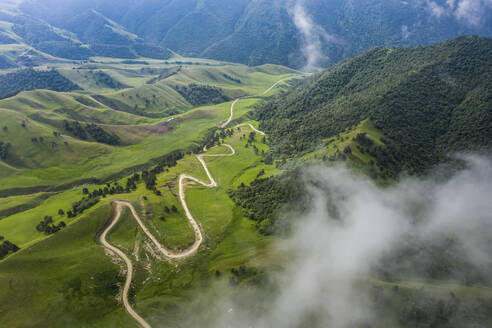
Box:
[4,0,491,67]
[254,36,492,175]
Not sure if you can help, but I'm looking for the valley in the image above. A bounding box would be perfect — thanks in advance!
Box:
[0,1,491,327]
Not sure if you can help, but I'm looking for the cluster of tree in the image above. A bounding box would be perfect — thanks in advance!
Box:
[254,36,492,176]
[174,84,230,107]
[66,197,100,218]
[73,151,183,213]
[0,240,19,260]
[202,127,220,150]
[36,215,66,235]
[0,141,10,160]
[200,128,236,150]
[164,205,178,213]
[64,120,87,139]
[219,129,235,142]
[121,60,149,65]
[228,265,257,286]
[229,169,305,235]
[85,124,120,145]
[222,73,241,84]
[350,133,402,179]
[142,169,158,191]
[64,121,120,145]
[354,132,373,147]
[125,173,140,192]
[168,61,213,66]
[82,183,125,199]
[140,150,184,193]
[88,71,129,89]
[146,66,181,84]
[0,68,80,99]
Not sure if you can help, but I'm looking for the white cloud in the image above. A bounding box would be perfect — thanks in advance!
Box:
[455,0,487,25]
[426,0,492,26]
[427,0,447,17]
[289,1,335,72]
[209,154,492,328]
[401,25,411,39]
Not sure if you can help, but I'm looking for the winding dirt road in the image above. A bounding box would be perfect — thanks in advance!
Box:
[235,123,266,136]
[219,75,295,129]
[99,77,294,328]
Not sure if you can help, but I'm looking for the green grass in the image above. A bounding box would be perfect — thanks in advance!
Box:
[0,187,93,248]
[0,204,137,328]
[0,192,55,219]
[0,65,300,193]
[0,62,302,326]
[299,119,388,178]
[108,205,139,254]
[143,188,195,251]
[1,90,491,327]
[0,90,152,125]
[0,94,280,325]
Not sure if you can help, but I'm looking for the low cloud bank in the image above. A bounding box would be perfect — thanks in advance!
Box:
[212,155,492,327]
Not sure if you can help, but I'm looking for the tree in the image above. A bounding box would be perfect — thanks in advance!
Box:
[58,209,65,216]
[171,205,178,213]
[248,132,256,143]
[164,206,170,213]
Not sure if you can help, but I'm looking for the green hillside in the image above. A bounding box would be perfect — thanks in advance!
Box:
[254,36,492,177]
[0,68,80,98]
[0,104,281,327]
[0,59,299,194]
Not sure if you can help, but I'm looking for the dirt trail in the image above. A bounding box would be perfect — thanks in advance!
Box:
[99,77,294,328]
[219,75,295,129]
[235,123,266,136]
[99,203,151,328]
[261,76,294,95]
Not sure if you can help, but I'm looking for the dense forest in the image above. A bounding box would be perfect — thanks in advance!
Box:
[0,140,10,160]
[254,36,492,175]
[14,0,492,67]
[64,121,120,145]
[174,83,230,107]
[229,170,305,235]
[88,71,130,89]
[0,69,80,99]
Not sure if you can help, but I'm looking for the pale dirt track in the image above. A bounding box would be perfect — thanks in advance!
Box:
[99,77,295,328]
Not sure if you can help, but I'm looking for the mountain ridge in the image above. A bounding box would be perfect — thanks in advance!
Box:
[1,0,490,68]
